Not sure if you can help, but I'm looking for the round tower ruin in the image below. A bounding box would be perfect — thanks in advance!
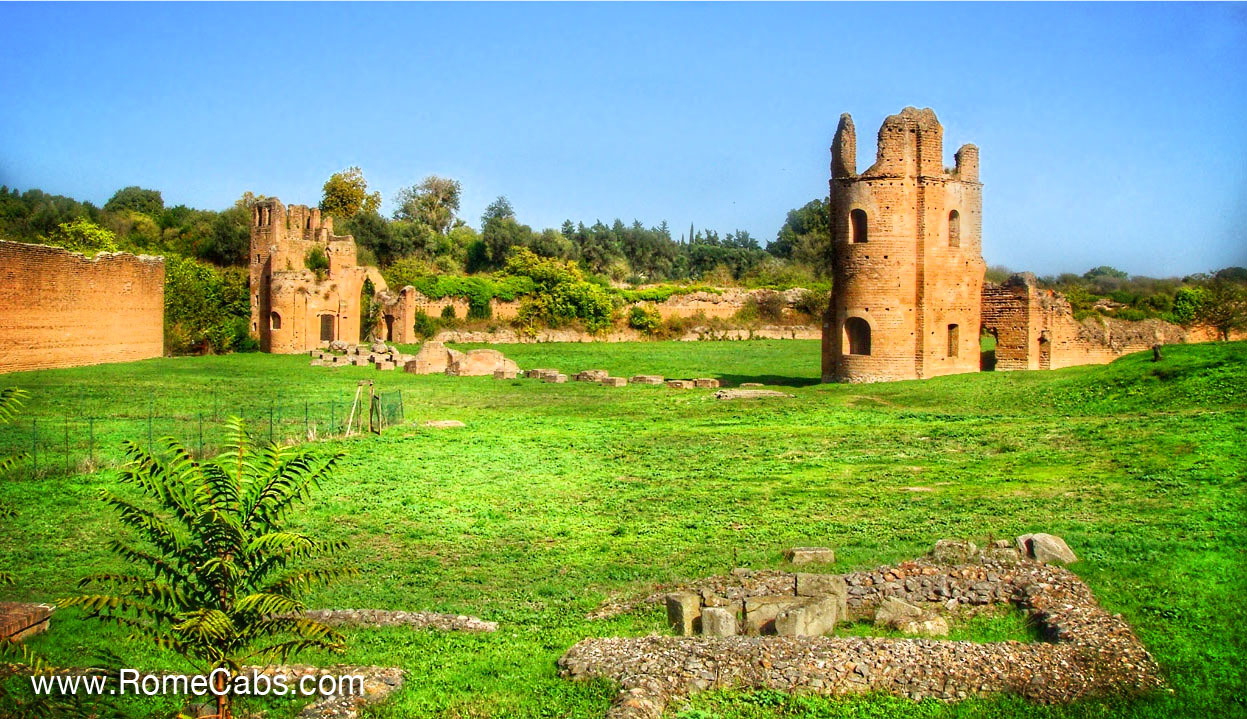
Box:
[822,107,986,382]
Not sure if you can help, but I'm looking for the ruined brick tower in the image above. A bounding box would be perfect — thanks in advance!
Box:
[822,107,986,382]
[250,199,386,353]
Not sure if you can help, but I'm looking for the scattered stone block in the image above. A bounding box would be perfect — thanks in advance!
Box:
[422,420,465,428]
[776,595,839,637]
[600,377,627,387]
[0,602,54,642]
[740,382,764,387]
[743,595,807,635]
[543,373,568,383]
[666,379,693,389]
[310,359,326,367]
[874,596,923,628]
[1016,533,1077,564]
[447,349,519,377]
[931,539,979,564]
[375,361,396,371]
[784,547,835,565]
[692,378,721,388]
[794,573,849,620]
[714,389,791,400]
[901,615,950,637]
[406,341,453,374]
[351,357,370,367]
[629,375,664,385]
[700,607,737,638]
[665,593,701,636]
[526,368,558,379]
[494,369,519,380]
[574,369,609,382]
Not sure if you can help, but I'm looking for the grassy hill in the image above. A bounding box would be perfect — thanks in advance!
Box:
[1,340,1244,718]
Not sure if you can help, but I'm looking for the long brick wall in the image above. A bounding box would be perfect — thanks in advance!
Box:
[0,241,165,373]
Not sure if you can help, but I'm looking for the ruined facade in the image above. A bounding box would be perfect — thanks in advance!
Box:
[0,240,164,373]
[823,107,985,382]
[249,199,389,353]
[822,108,1192,383]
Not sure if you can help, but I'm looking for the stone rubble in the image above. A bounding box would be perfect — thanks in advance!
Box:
[297,609,497,633]
[568,537,1162,718]
[714,389,792,400]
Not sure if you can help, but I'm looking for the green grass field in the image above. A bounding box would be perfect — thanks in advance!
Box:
[1,340,1245,718]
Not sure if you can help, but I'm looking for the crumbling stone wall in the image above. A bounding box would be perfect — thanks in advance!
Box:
[982,273,1186,370]
[0,240,164,373]
[250,199,388,353]
[824,108,986,383]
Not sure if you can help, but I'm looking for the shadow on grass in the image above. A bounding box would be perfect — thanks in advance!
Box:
[714,374,822,388]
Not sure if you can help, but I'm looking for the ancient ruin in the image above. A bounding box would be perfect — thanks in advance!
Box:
[564,536,1162,718]
[0,240,164,373]
[822,107,1195,383]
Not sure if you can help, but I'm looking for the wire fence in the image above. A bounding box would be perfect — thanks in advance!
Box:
[0,389,404,480]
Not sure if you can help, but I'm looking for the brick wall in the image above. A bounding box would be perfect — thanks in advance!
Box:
[0,241,164,373]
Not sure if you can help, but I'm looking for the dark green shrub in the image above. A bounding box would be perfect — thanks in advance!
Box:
[413,310,439,339]
[628,305,662,334]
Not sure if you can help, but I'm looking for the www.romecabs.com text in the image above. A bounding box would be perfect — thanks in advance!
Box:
[30,669,364,697]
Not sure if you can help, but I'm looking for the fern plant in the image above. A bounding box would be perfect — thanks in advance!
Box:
[62,418,356,719]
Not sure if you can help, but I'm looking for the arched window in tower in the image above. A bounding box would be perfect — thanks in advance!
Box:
[269,311,282,330]
[948,210,960,247]
[844,317,871,355]
[850,209,868,244]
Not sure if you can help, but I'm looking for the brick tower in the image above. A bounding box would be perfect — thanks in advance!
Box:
[822,107,986,382]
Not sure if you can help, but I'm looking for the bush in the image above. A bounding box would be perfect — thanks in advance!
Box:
[756,291,785,322]
[440,305,457,321]
[628,305,662,334]
[507,248,618,332]
[413,310,439,339]
[305,246,329,280]
[793,288,829,318]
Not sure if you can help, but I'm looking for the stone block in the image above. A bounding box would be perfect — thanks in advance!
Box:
[422,420,465,428]
[543,373,568,383]
[665,592,701,636]
[692,378,720,388]
[666,380,693,389]
[494,369,519,380]
[310,359,326,367]
[406,341,452,374]
[874,596,923,628]
[931,539,979,564]
[574,369,609,382]
[784,547,835,565]
[525,368,558,379]
[1016,533,1077,564]
[600,377,627,387]
[775,596,839,637]
[743,595,808,635]
[700,607,737,637]
[351,357,370,367]
[447,349,519,377]
[795,573,848,622]
[375,361,396,371]
[629,375,664,385]
[0,602,54,642]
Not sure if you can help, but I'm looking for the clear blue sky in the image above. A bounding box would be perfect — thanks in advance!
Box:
[1,2,1244,276]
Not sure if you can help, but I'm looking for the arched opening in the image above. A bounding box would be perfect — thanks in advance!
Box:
[843,317,871,356]
[269,311,281,330]
[850,209,868,244]
[384,314,395,341]
[947,324,960,357]
[1038,332,1051,370]
[948,210,960,247]
[319,314,335,342]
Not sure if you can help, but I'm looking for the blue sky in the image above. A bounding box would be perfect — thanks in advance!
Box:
[1,2,1243,276]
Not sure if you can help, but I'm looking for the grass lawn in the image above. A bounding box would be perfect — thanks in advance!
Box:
[1,339,1245,718]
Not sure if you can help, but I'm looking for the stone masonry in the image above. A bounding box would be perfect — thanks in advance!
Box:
[0,241,164,373]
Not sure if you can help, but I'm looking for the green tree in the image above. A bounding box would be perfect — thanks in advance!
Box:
[771,199,830,270]
[393,176,461,235]
[104,186,164,216]
[320,167,381,219]
[1195,278,1247,340]
[43,218,119,255]
[62,420,355,719]
[481,196,515,228]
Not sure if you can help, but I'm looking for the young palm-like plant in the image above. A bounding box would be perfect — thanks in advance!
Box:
[62,418,356,719]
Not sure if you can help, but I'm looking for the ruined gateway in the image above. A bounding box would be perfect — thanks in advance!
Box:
[822,107,1183,383]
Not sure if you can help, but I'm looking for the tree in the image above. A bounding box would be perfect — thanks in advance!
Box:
[320,167,381,219]
[62,420,355,719]
[481,196,515,228]
[43,218,119,255]
[771,199,830,269]
[393,176,461,235]
[1195,277,1247,340]
[104,186,164,216]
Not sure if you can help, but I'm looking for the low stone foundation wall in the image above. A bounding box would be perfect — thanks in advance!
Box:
[432,324,820,344]
[563,555,1162,717]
